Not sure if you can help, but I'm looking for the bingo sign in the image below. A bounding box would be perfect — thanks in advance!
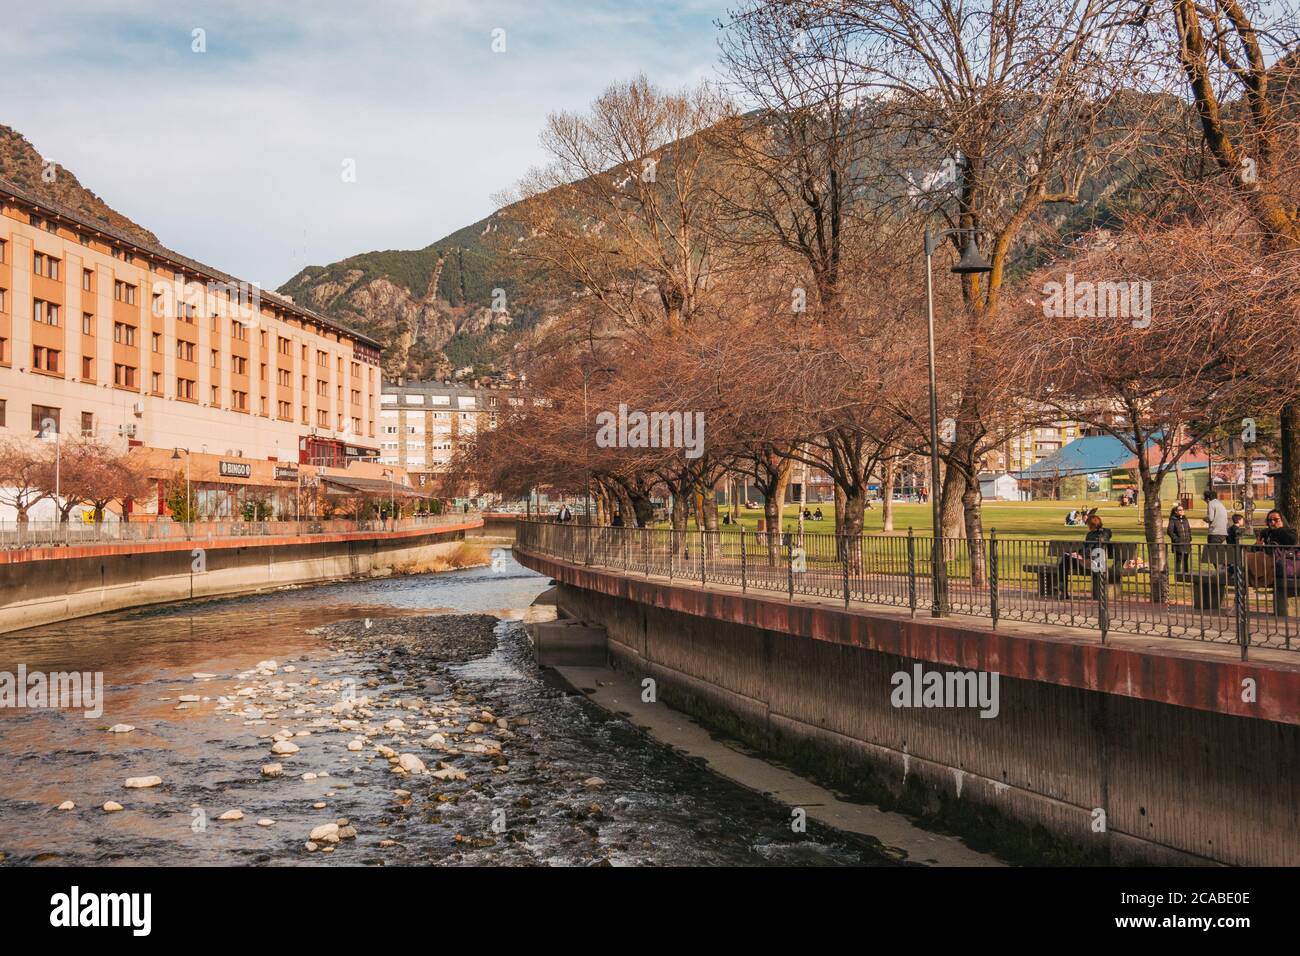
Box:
[219,460,252,479]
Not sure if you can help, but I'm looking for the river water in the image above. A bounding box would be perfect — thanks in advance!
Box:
[0,553,898,867]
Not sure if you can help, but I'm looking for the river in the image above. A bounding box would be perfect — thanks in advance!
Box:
[0,552,898,866]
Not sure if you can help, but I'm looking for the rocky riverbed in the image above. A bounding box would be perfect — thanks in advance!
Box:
[0,559,898,866]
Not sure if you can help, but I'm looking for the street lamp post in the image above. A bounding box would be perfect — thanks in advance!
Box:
[923,227,992,616]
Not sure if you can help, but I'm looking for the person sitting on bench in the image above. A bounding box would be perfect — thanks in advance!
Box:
[1054,514,1112,596]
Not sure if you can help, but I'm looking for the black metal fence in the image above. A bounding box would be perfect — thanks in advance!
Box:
[518,521,1300,658]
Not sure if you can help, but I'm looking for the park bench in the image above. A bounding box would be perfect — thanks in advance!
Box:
[1173,543,1237,611]
[1022,540,1139,599]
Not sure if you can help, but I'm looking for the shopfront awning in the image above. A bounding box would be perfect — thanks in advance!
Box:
[319,475,424,498]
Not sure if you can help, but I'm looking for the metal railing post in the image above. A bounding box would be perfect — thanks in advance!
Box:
[740,529,747,593]
[668,529,675,581]
[989,529,999,629]
[700,529,707,586]
[787,533,795,600]
[907,527,917,618]
[842,534,851,609]
[1234,542,1249,660]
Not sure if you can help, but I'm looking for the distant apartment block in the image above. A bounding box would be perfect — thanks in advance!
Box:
[379,380,509,487]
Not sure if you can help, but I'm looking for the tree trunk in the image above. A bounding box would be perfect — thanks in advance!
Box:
[962,478,986,586]
[940,464,966,538]
[763,465,791,566]
[1279,401,1300,527]
[881,458,896,533]
[1139,462,1168,604]
[842,486,866,572]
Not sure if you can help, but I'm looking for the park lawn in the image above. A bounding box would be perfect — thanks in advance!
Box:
[670,499,1275,541]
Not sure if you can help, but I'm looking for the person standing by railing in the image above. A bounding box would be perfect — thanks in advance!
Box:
[1168,504,1193,575]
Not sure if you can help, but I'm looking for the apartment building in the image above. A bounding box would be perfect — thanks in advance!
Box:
[378,380,508,488]
[0,178,382,475]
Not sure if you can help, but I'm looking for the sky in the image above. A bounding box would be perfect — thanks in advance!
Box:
[2,0,732,289]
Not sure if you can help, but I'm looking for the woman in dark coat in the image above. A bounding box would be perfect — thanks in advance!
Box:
[1167,504,1192,574]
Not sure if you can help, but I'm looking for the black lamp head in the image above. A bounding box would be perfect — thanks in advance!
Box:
[952,233,992,275]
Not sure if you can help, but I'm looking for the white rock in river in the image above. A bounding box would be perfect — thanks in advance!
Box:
[347,740,364,752]
[107,724,135,733]
[192,672,216,680]
[397,754,426,774]
[57,800,75,811]
[257,818,275,827]
[384,718,405,730]
[302,772,318,781]
[217,809,244,821]
[178,695,201,702]
[583,777,607,788]
[425,733,447,748]
[261,763,283,777]
[103,801,124,812]
[271,740,299,755]
[124,776,163,789]
[431,767,467,782]
[309,822,340,842]
[466,722,486,734]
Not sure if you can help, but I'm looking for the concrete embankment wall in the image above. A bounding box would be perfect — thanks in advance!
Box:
[0,524,476,635]
[528,561,1299,867]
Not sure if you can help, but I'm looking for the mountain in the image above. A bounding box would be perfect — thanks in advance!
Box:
[0,125,159,247]
[277,213,537,382]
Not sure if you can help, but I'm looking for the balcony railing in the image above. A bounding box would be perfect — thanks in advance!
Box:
[517,521,1300,658]
[0,513,474,552]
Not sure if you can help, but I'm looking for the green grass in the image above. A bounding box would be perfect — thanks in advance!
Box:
[673,499,1275,541]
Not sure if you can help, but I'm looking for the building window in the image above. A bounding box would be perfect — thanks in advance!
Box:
[277,369,291,387]
[32,345,61,373]
[113,281,137,304]
[301,405,308,424]
[113,322,136,346]
[82,269,93,292]
[114,364,137,388]
[177,377,195,399]
[82,313,94,335]
[32,252,60,280]
[210,385,219,404]
[151,332,160,352]
[33,299,60,325]
[81,412,94,436]
[0,337,7,363]
[176,340,194,361]
[31,404,60,435]
[151,371,161,394]
[278,336,291,356]
[210,349,218,368]
[0,239,6,263]
[0,399,5,427]
[233,390,248,411]
[81,356,94,380]
[232,356,247,375]
[0,288,6,313]
[278,400,292,420]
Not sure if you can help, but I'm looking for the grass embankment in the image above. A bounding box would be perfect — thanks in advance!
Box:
[395,541,492,574]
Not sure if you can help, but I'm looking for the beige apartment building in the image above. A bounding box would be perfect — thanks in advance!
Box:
[379,380,510,491]
[0,178,383,482]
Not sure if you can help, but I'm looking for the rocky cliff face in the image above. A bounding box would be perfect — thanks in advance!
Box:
[277,215,531,381]
[0,124,158,247]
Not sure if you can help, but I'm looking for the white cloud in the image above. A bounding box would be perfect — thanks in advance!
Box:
[5,0,728,285]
